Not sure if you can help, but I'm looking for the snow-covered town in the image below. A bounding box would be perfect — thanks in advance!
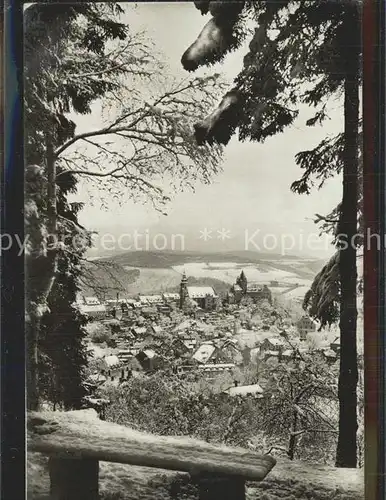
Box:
[80,269,362,406]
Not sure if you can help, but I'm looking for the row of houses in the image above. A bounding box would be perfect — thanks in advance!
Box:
[176,363,236,377]
[89,348,164,383]
[76,276,220,321]
[88,335,241,387]
[76,294,175,320]
[257,335,341,363]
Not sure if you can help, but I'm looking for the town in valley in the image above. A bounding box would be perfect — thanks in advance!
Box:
[78,251,363,418]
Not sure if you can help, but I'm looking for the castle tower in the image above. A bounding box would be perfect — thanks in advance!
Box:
[179,271,188,309]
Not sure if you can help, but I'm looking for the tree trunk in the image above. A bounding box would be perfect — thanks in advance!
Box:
[335,3,360,468]
[26,136,58,410]
[288,410,298,460]
[26,313,41,411]
[26,250,58,410]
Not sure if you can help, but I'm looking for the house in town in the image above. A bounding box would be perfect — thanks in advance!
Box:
[192,342,217,364]
[135,349,164,372]
[97,359,142,384]
[104,355,143,378]
[80,303,108,320]
[197,363,235,376]
[117,342,144,360]
[192,342,230,365]
[296,315,317,340]
[131,326,147,337]
[117,349,136,363]
[77,296,107,320]
[219,339,243,365]
[260,337,285,353]
[182,338,198,350]
[136,323,162,345]
[124,356,144,374]
[179,272,218,311]
[176,362,235,377]
[172,337,197,358]
[245,282,272,304]
[228,274,272,305]
[149,323,163,335]
[103,354,120,369]
[162,292,180,304]
[107,298,139,318]
[227,284,243,304]
[126,298,140,309]
[138,295,164,306]
[82,296,101,306]
[223,383,264,399]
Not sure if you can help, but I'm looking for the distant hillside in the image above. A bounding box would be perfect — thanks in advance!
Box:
[107,250,240,268]
[121,267,230,296]
[106,250,324,277]
[89,250,325,297]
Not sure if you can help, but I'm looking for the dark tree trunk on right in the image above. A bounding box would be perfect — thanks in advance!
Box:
[335,3,360,468]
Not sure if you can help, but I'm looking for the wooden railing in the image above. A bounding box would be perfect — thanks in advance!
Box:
[28,409,276,500]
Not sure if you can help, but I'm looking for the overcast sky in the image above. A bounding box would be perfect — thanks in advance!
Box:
[69,2,343,259]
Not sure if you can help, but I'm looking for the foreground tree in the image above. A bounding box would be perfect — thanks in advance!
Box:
[24,3,129,411]
[302,150,363,326]
[38,173,90,410]
[25,3,224,409]
[102,374,258,447]
[181,0,362,467]
[259,348,338,462]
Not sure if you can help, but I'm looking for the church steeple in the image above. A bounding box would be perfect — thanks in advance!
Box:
[179,271,188,309]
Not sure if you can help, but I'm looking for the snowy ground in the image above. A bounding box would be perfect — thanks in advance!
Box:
[27,452,363,500]
[173,262,293,283]
[172,262,312,289]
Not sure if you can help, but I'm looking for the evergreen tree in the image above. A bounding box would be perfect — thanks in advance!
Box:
[302,158,363,329]
[181,0,362,467]
[236,270,248,294]
[24,3,131,411]
[303,252,340,329]
[39,171,90,410]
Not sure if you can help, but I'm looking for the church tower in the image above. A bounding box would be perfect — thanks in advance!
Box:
[179,271,188,309]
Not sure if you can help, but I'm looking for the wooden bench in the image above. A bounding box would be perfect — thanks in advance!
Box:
[28,409,276,500]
